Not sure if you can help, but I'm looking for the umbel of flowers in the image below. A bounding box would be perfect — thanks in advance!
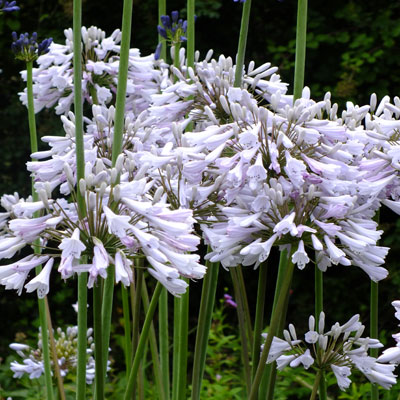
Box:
[4,8,400,397]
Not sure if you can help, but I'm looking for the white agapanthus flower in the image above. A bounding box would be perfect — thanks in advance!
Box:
[264,312,397,391]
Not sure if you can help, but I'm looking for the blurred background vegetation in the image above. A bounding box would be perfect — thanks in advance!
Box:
[1,0,400,397]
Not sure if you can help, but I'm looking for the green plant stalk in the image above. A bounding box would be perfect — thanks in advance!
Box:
[26,60,54,400]
[101,8,132,372]
[264,292,291,400]
[158,0,167,61]
[310,369,322,400]
[101,265,115,381]
[121,285,132,377]
[142,278,166,400]
[111,0,133,165]
[191,258,220,400]
[251,262,268,380]
[172,295,179,400]
[38,292,54,400]
[236,265,253,345]
[371,281,379,400]
[76,272,88,400]
[159,287,170,399]
[186,0,195,68]
[45,298,66,400]
[263,249,290,400]
[131,264,144,398]
[93,284,104,400]
[123,282,163,400]
[176,279,190,400]
[315,265,327,400]
[249,253,295,400]
[73,0,88,396]
[293,0,308,101]
[234,0,252,87]
[231,267,251,395]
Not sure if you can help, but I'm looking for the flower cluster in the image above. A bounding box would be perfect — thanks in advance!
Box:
[263,312,397,390]
[5,23,400,306]
[10,325,98,384]
[18,26,162,114]
[11,32,52,62]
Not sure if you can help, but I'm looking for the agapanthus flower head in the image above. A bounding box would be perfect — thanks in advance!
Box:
[9,324,106,384]
[11,32,52,62]
[264,312,397,391]
[0,0,19,13]
[155,11,188,60]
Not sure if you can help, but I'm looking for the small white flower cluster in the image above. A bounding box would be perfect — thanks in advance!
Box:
[10,326,98,384]
[19,26,162,115]
[263,312,397,391]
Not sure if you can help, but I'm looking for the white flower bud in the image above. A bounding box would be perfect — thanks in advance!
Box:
[111,168,118,184]
[79,179,86,197]
[115,154,125,172]
[113,185,121,202]
[318,312,325,334]
[88,192,96,211]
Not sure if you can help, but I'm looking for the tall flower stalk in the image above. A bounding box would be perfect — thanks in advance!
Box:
[191,257,219,400]
[26,55,54,400]
[293,0,308,100]
[234,0,252,87]
[72,0,88,398]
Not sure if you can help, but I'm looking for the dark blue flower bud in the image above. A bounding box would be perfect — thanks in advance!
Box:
[161,15,171,29]
[182,20,187,33]
[171,10,179,23]
[154,42,162,61]
[157,25,167,39]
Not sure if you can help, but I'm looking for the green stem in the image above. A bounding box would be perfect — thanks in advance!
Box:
[142,279,166,400]
[45,298,66,400]
[111,0,133,165]
[371,281,379,400]
[249,252,295,400]
[172,294,179,400]
[26,61,38,156]
[38,296,54,400]
[131,265,144,398]
[76,273,88,400]
[310,369,322,400]
[93,284,104,400]
[101,265,115,381]
[231,267,251,395]
[73,0,87,395]
[234,0,252,87]
[123,282,163,400]
[293,0,308,101]
[263,249,291,400]
[72,0,85,217]
[251,262,268,381]
[176,279,190,400]
[158,0,167,61]
[121,286,132,378]
[315,265,327,400]
[159,287,170,399]
[191,258,219,400]
[26,60,54,400]
[186,0,195,69]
